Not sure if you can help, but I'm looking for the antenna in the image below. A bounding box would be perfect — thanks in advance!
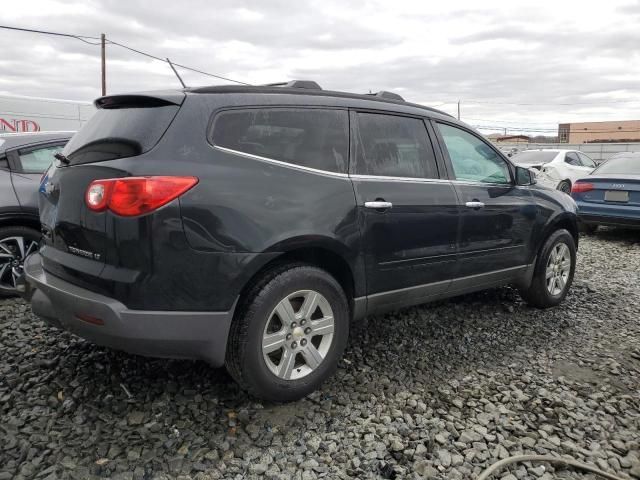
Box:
[166,58,186,88]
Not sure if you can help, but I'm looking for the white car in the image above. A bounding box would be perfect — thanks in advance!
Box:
[510,149,597,193]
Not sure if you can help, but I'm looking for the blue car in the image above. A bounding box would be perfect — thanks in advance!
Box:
[572,152,640,232]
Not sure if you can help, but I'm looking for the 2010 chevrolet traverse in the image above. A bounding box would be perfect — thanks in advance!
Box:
[23,81,579,402]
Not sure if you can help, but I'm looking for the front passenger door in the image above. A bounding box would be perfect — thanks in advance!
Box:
[434,122,538,282]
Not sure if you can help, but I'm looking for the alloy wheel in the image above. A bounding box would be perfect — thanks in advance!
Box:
[545,242,571,295]
[0,236,39,292]
[262,290,335,380]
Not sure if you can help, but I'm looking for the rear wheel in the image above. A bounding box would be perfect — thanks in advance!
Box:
[0,226,40,297]
[557,180,571,194]
[225,264,349,402]
[519,229,576,308]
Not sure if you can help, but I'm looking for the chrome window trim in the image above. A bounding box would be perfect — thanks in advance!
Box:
[213,145,350,179]
[213,148,516,186]
[450,179,514,187]
[349,174,450,184]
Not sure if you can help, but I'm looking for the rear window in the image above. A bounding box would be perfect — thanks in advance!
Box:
[594,156,640,175]
[511,151,558,164]
[211,108,349,174]
[63,104,179,165]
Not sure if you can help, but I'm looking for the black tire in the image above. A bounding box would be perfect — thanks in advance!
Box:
[582,223,598,234]
[225,263,349,402]
[519,229,576,308]
[557,180,572,194]
[0,226,41,297]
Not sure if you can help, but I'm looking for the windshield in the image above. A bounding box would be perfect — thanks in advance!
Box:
[511,151,558,164]
[593,156,640,175]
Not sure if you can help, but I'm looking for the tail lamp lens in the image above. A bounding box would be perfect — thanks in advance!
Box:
[85,176,198,216]
[86,181,112,211]
[571,182,594,193]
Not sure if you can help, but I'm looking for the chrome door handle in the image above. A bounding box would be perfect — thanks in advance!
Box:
[364,201,393,209]
[465,201,485,209]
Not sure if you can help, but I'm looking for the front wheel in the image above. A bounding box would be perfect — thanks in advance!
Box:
[0,226,41,297]
[225,264,349,402]
[519,229,576,308]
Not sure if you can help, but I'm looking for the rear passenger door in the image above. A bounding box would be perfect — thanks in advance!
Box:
[349,111,459,311]
[433,122,537,282]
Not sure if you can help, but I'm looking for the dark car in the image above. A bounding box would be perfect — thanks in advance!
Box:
[22,82,579,401]
[572,152,640,232]
[0,131,72,296]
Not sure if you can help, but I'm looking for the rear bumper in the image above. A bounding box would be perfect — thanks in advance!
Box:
[579,213,640,228]
[576,201,640,228]
[23,253,235,366]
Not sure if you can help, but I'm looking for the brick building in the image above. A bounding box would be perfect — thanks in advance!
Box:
[558,120,640,143]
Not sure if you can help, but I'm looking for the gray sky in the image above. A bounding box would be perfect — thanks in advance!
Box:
[2,0,640,134]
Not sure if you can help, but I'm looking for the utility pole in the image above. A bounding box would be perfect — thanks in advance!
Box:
[101,33,106,96]
[457,100,460,120]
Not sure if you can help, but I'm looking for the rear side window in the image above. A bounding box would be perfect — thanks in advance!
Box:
[565,152,581,166]
[63,104,180,165]
[211,108,349,174]
[352,113,438,178]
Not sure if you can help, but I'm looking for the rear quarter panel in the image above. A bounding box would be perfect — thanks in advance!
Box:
[0,169,19,210]
[122,95,364,304]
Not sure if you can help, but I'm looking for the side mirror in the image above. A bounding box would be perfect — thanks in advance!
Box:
[516,166,536,186]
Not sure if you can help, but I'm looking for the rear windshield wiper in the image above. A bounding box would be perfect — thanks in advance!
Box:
[54,153,70,165]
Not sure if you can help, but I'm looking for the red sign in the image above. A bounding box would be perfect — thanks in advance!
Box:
[0,118,41,132]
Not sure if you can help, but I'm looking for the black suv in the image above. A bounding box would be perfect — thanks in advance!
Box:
[23,82,578,401]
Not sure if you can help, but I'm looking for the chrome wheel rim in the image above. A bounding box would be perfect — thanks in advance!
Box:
[0,236,38,291]
[559,182,571,193]
[546,242,571,295]
[262,290,335,380]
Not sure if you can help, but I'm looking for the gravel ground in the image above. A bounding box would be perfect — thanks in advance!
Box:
[1,229,639,480]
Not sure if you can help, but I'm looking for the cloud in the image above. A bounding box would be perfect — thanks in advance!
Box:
[1,0,640,133]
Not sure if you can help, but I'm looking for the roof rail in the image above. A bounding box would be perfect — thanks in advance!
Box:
[265,80,323,90]
[373,90,405,101]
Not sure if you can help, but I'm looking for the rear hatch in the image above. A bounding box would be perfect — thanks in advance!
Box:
[38,93,184,288]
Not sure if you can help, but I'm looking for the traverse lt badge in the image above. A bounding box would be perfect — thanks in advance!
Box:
[68,246,101,261]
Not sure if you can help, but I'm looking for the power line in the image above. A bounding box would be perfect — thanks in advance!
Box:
[463,98,640,106]
[0,24,250,85]
[463,117,558,125]
[0,24,102,44]
[105,39,250,85]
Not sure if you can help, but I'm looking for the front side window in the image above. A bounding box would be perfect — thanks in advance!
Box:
[19,144,65,173]
[436,123,511,184]
[211,108,349,174]
[578,152,596,168]
[352,112,438,178]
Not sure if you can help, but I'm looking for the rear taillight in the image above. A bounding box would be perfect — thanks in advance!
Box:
[85,176,198,216]
[571,182,594,193]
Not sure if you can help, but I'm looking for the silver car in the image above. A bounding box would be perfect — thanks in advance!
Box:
[0,131,72,296]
